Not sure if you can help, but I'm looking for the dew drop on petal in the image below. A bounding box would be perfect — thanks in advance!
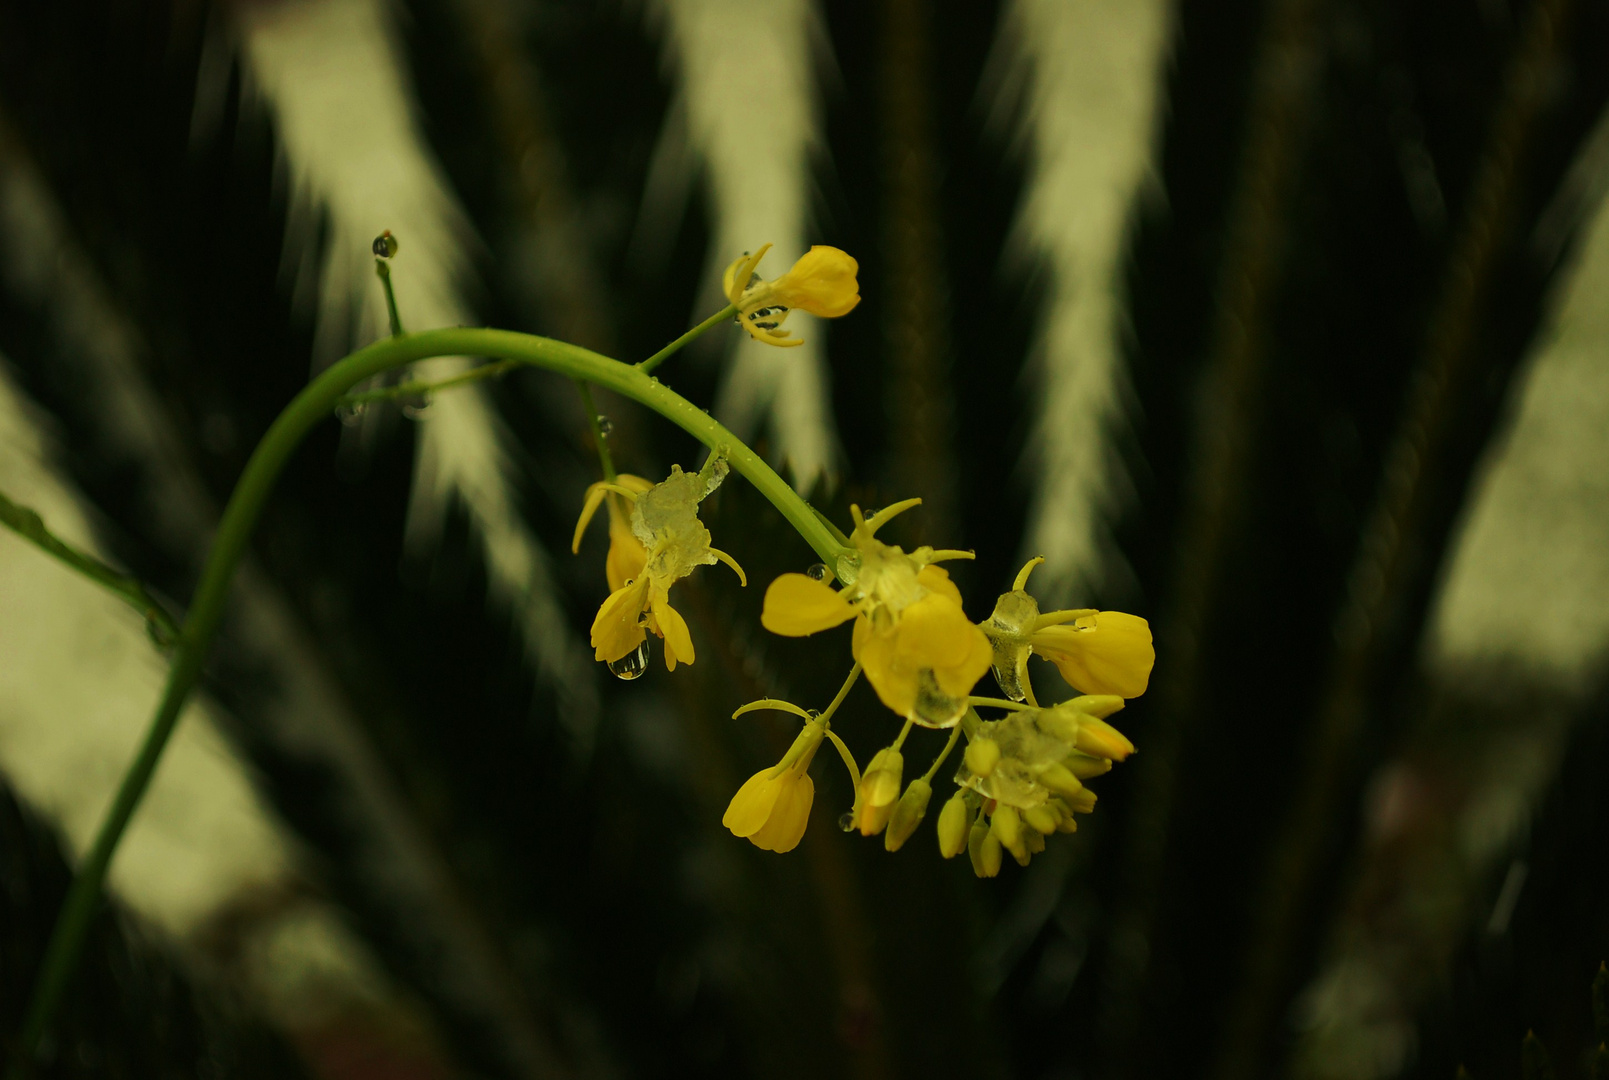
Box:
[607,639,651,681]
[806,562,829,581]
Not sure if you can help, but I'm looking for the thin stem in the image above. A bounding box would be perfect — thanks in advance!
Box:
[573,379,617,482]
[13,326,848,1067]
[819,663,863,724]
[638,304,736,375]
[337,358,520,409]
[966,696,1033,711]
[0,488,180,647]
[890,718,914,752]
[921,722,963,784]
[374,258,404,337]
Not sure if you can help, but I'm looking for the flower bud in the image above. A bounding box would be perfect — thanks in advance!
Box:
[967,816,1000,878]
[1067,694,1124,719]
[990,805,1027,863]
[1024,826,1046,856]
[861,747,905,807]
[963,737,1001,777]
[1064,787,1098,814]
[884,779,932,852]
[1074,716,1134,761]
[1065,752,1113,780]
[1038,762,1085,800]
[1022,804,1059,835]
[937,791,972,858]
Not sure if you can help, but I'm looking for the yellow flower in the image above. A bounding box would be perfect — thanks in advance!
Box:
[722,723,822,854]
[722,243,861,347]
[980,557,1155,701]
[760,500,992,727]
[574,461,745,672]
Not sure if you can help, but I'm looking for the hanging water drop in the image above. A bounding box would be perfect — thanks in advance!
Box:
[838,811,856,832]
[607,639,651,680]
[401,394,433,420]
[336,401,368,426]
[806,562,829,581]
[597,415,614,437]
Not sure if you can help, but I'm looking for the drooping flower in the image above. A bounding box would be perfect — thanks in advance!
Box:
[722,243,861,347]
[980,556,1155,702]
[760,500,992,728]
[722,721,824,854]
[575,460,745,672]
[722,697,862,854]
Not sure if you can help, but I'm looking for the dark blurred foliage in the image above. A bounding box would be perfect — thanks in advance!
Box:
[1,0,1608,1077]
[0,781,311,1079]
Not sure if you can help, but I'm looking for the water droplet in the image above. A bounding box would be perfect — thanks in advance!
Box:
[401,395,433,420]
[336,401,368,426]
[838,812,856,832]
[607,639,651,680]
[805,709,822,720]
[597,415,614,437]
[990,664,1027,703]
[371,231,398,258]
[806,562,829,581]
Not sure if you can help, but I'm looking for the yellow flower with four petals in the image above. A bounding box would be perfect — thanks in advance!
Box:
[761,499,992,728]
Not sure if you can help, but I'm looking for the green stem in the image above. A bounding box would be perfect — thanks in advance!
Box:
[15,326,848,1067]
[337,358,520,409]
[573,379,617,483]
[638,304,735,375]
[375,258,404,337]
[921,722,963,784]
[0,489,180,647]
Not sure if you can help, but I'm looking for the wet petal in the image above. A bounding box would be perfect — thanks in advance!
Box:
[722,770,785,837]
[761,574,859,636]
[771,246,861,317]
[590,579,649,662]
[916,563,964,609]
[1031,611,1154,698]
[749,773,814,853]
[605,515,648,593]
[653,590,696,671]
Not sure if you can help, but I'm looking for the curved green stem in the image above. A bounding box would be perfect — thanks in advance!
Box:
[638,304,735,375]
[12,327,846,1067]
[337,358,520,409]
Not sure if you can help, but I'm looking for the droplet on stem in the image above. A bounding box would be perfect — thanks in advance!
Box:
[806,562,829,581]
[596,415,614,437]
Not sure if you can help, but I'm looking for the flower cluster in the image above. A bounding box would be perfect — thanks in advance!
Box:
[571,242,1155,877]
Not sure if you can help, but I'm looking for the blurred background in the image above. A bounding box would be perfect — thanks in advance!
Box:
[1,0,1607,1077]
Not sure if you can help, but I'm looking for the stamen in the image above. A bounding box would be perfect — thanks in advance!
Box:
[709,547,748,586]
[1013,556,1046,592]
[864,497,924,535]
[1033,608,1098,630]
[733,699,814,722]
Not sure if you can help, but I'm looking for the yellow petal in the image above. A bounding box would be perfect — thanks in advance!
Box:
[722,769,785,837]
[916,563,964,608]
[652,590,695,671]
[571,482,609,554]
[771,246,861,317]
[853,595,990,723]
[749,773,814,852]
[1030,611,1154,698]
[761,574,858,636]
[590,579,649,662]
[605,516,647,593]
